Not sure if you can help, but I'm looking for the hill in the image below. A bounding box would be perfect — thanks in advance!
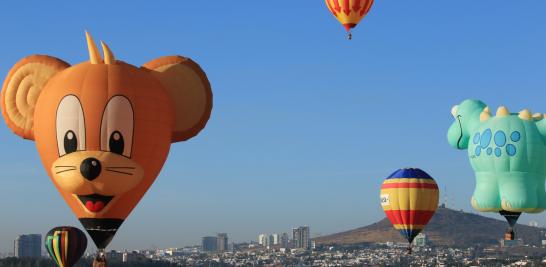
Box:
[314,207,545,247]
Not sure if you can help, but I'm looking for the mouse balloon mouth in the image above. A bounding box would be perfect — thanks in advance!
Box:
[77,194,114,213]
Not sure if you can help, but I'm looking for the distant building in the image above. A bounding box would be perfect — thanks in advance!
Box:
[272,234,280,245]
[258,233,276,248]
[500,238,523,248]
[258,233,283,248]
[14,234,41,258]
[414,233,427,247]
[120,251,147,263]
[280,233,289,248]
[258,234,267,246]
[292,226,310,249]
[528,220,539,227]
[202,236,217,252]
[217,233,228,252]
[106,250,123,261]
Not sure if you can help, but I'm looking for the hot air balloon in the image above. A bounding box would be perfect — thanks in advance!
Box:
[380,168,439,253]
[325,0,374,39]
[45,226,87,267]
[448,99,546,240]
[0,32,213,264]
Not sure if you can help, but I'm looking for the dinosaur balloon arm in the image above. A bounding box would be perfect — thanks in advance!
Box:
[447,104,485,150]
[447,122,467,149]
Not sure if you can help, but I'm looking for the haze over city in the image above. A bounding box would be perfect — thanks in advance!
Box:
[1,1,546,254]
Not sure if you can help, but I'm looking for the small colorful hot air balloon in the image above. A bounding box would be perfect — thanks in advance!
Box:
[380,168,439,253]
[325,0,374,39]
[45,226,87,267]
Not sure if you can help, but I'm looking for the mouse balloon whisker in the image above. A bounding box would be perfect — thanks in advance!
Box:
[55,169,76,174]
[105,169,134,176]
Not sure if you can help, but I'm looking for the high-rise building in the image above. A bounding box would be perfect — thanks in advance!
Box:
[14,234,41,258]
[292,228,298,248]
[258,234,267,246]
[280,233,289,248]
[217,233,228,252]
[272,234,280,245]
[258,233,279,248]
[292,226,310,249]
[202,236,217,252]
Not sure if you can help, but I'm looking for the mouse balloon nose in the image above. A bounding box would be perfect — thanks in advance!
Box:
[80,157,102,181]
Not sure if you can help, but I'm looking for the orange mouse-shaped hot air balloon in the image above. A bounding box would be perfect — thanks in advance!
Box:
[1,32,212,252]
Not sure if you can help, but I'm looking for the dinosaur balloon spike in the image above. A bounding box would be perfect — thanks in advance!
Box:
[519,109,532,120]
[479,106,491,122]
[496,106,509,117]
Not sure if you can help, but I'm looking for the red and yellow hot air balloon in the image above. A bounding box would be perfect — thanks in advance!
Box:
[380,168,439,253]
[325,0,374,39]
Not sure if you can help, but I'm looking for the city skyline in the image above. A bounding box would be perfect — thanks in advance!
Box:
[2,1,546,253]
[6,239,545,266]
[8,208,544,257]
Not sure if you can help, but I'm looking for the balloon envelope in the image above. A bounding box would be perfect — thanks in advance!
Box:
[45,226,87,267]
[0,33,212,250]
[325,0,374,32]
[380,168,439,244]
[447,100,546,215]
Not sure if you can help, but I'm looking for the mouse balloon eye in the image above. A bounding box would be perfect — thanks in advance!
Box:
[64,130,78,154]
[101,96,134,157]
[56,95,86,156]
[109,131,125,155]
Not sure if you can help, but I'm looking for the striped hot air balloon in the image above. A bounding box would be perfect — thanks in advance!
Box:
[324,0,374,39]
[380,168,439,253]
[45,226,87,267]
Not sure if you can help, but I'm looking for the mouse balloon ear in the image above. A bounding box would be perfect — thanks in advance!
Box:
[142,56,212,142]
[1,55,69,140]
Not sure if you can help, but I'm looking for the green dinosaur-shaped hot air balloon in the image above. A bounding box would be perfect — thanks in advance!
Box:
[447,99,546,239]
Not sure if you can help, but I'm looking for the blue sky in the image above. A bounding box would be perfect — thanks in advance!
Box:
[1,1,546,252]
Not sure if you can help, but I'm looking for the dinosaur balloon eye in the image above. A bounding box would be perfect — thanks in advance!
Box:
[64,130,78,154]
[101,96,133,158]
[109,131,125,155]
[56,95,86,156]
